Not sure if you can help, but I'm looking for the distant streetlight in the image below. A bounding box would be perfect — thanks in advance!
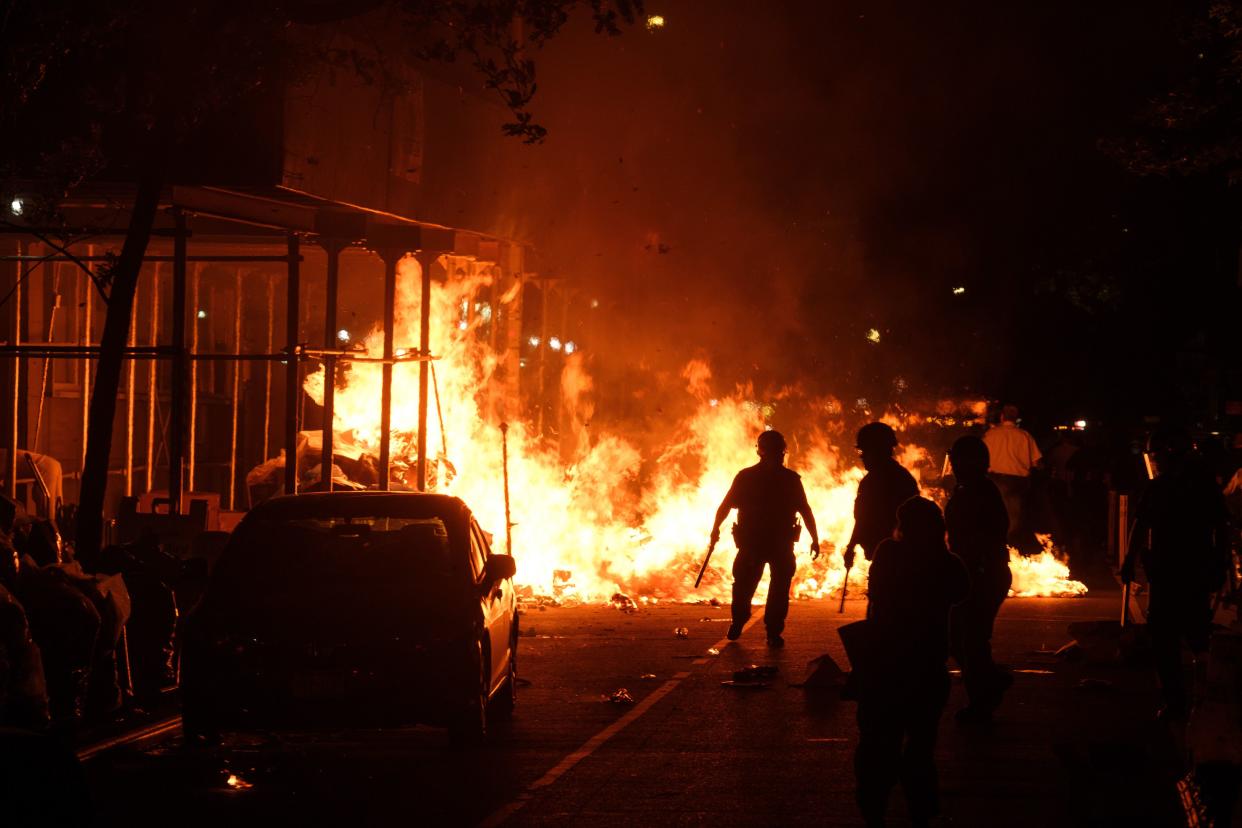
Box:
[337,329,351,343]
[528,336,540,348]
[196,309,207,319]
[9,198,23,216]
[549,336,563,352]
[952,286,966,295]
[564,341,577,355]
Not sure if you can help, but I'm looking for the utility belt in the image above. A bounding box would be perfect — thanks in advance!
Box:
[733,518,801,548]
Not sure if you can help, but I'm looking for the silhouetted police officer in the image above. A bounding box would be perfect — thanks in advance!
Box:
[1121,425,1232,721]
[843,422,919,571]
[946,435,1013,722]
[710,430,820,647]
[855,497,969,827]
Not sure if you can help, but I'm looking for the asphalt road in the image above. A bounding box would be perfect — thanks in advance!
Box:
[83,589,1185,827]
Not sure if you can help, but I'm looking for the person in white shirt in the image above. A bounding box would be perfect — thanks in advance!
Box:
[982,405,1041,549]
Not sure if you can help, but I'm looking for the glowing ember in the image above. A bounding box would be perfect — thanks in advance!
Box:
[225,773,253,790]
[866,328,881,344]
[646,14,666,31]
[304,257,1086,605]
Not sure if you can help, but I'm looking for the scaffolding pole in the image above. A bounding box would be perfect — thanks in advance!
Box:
[6,241,21,500]
[378,252,398,491]
[169,210,187,514]
[283,234,300,495]
[145,264,161,493]
[188,263,201,492]
[415,251,435,492]
[321,241,343,491]
[229,267,242,509]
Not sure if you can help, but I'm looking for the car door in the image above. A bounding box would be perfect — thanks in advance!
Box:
[470,520,511,691]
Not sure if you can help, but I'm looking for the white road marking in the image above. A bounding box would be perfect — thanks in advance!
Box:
[77,715,182,761]
[479,614,762,826]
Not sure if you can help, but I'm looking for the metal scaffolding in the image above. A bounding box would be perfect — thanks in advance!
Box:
[0,185,529,520]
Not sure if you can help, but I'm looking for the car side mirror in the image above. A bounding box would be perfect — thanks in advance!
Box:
[484,555,516,583]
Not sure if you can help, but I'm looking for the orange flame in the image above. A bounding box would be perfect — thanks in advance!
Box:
[304,259,1085,604]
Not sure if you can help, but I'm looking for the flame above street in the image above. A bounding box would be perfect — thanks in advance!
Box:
[304,257,1086,603]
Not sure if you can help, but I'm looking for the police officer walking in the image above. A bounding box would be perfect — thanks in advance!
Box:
[710,430,820,647]
[853,497,969,827]
[946,435,1013,722]
[1121,425,1232,721]
[842,422,919,572]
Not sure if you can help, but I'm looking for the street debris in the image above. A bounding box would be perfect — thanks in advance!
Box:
[699,617,729,622]
[519,627,537,637]
[721,680,770,689]
[604,688,635,704]
[673,627,689,638]
[732,664,779,683]
[610,593,638,613]
[706,647,720,656]
[796,654,845,691]
[639,673,658,680]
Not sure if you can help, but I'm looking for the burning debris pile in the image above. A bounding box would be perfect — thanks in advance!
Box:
[302,257,1087,604]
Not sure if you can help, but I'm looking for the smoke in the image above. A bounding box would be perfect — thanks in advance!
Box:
[466,0,1182,431]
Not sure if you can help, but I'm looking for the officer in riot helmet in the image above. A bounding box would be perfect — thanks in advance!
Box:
[1121,424,1231,721]
[710,430,820,647]
[842,422,920,570]
[946,435,1013,722]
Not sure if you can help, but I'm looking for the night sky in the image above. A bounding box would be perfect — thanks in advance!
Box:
[497,0,1236,430]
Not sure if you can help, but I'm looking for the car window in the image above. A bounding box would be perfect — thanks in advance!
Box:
[213,516,457,607]
[467,521,487,581]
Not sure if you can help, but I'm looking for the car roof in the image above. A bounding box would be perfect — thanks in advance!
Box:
[246,491,472,523]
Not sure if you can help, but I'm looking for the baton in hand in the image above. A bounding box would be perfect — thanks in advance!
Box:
[839,542,854,614]
[694,540,718,589]
[839,563,852,613]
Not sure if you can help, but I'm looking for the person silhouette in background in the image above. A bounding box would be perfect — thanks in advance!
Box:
[854,497,969,828]
[1121,425,1231,721]
[946,435,1013,723]
[983,404,1041,551]
[710,430,820,647]
[842,422,919,572]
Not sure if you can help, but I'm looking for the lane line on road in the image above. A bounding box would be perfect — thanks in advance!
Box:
[77,715,182,762]
[479,614,762,827]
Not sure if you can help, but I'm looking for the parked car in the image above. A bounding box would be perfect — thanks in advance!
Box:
[180,491,518,743]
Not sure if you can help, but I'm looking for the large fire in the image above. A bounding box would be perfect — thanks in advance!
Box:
[304,258,1086,604]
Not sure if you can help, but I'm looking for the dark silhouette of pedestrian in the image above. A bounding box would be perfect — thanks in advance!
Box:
[853,497,969,827]
[946,435,1013,723]
[842,422,919,571]
[1121,425,1231,721]
[710,430,820,647]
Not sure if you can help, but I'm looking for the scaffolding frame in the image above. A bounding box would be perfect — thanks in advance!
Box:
[0,184,527,516]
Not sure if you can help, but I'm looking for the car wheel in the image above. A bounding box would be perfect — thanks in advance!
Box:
[448,639,489,746]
